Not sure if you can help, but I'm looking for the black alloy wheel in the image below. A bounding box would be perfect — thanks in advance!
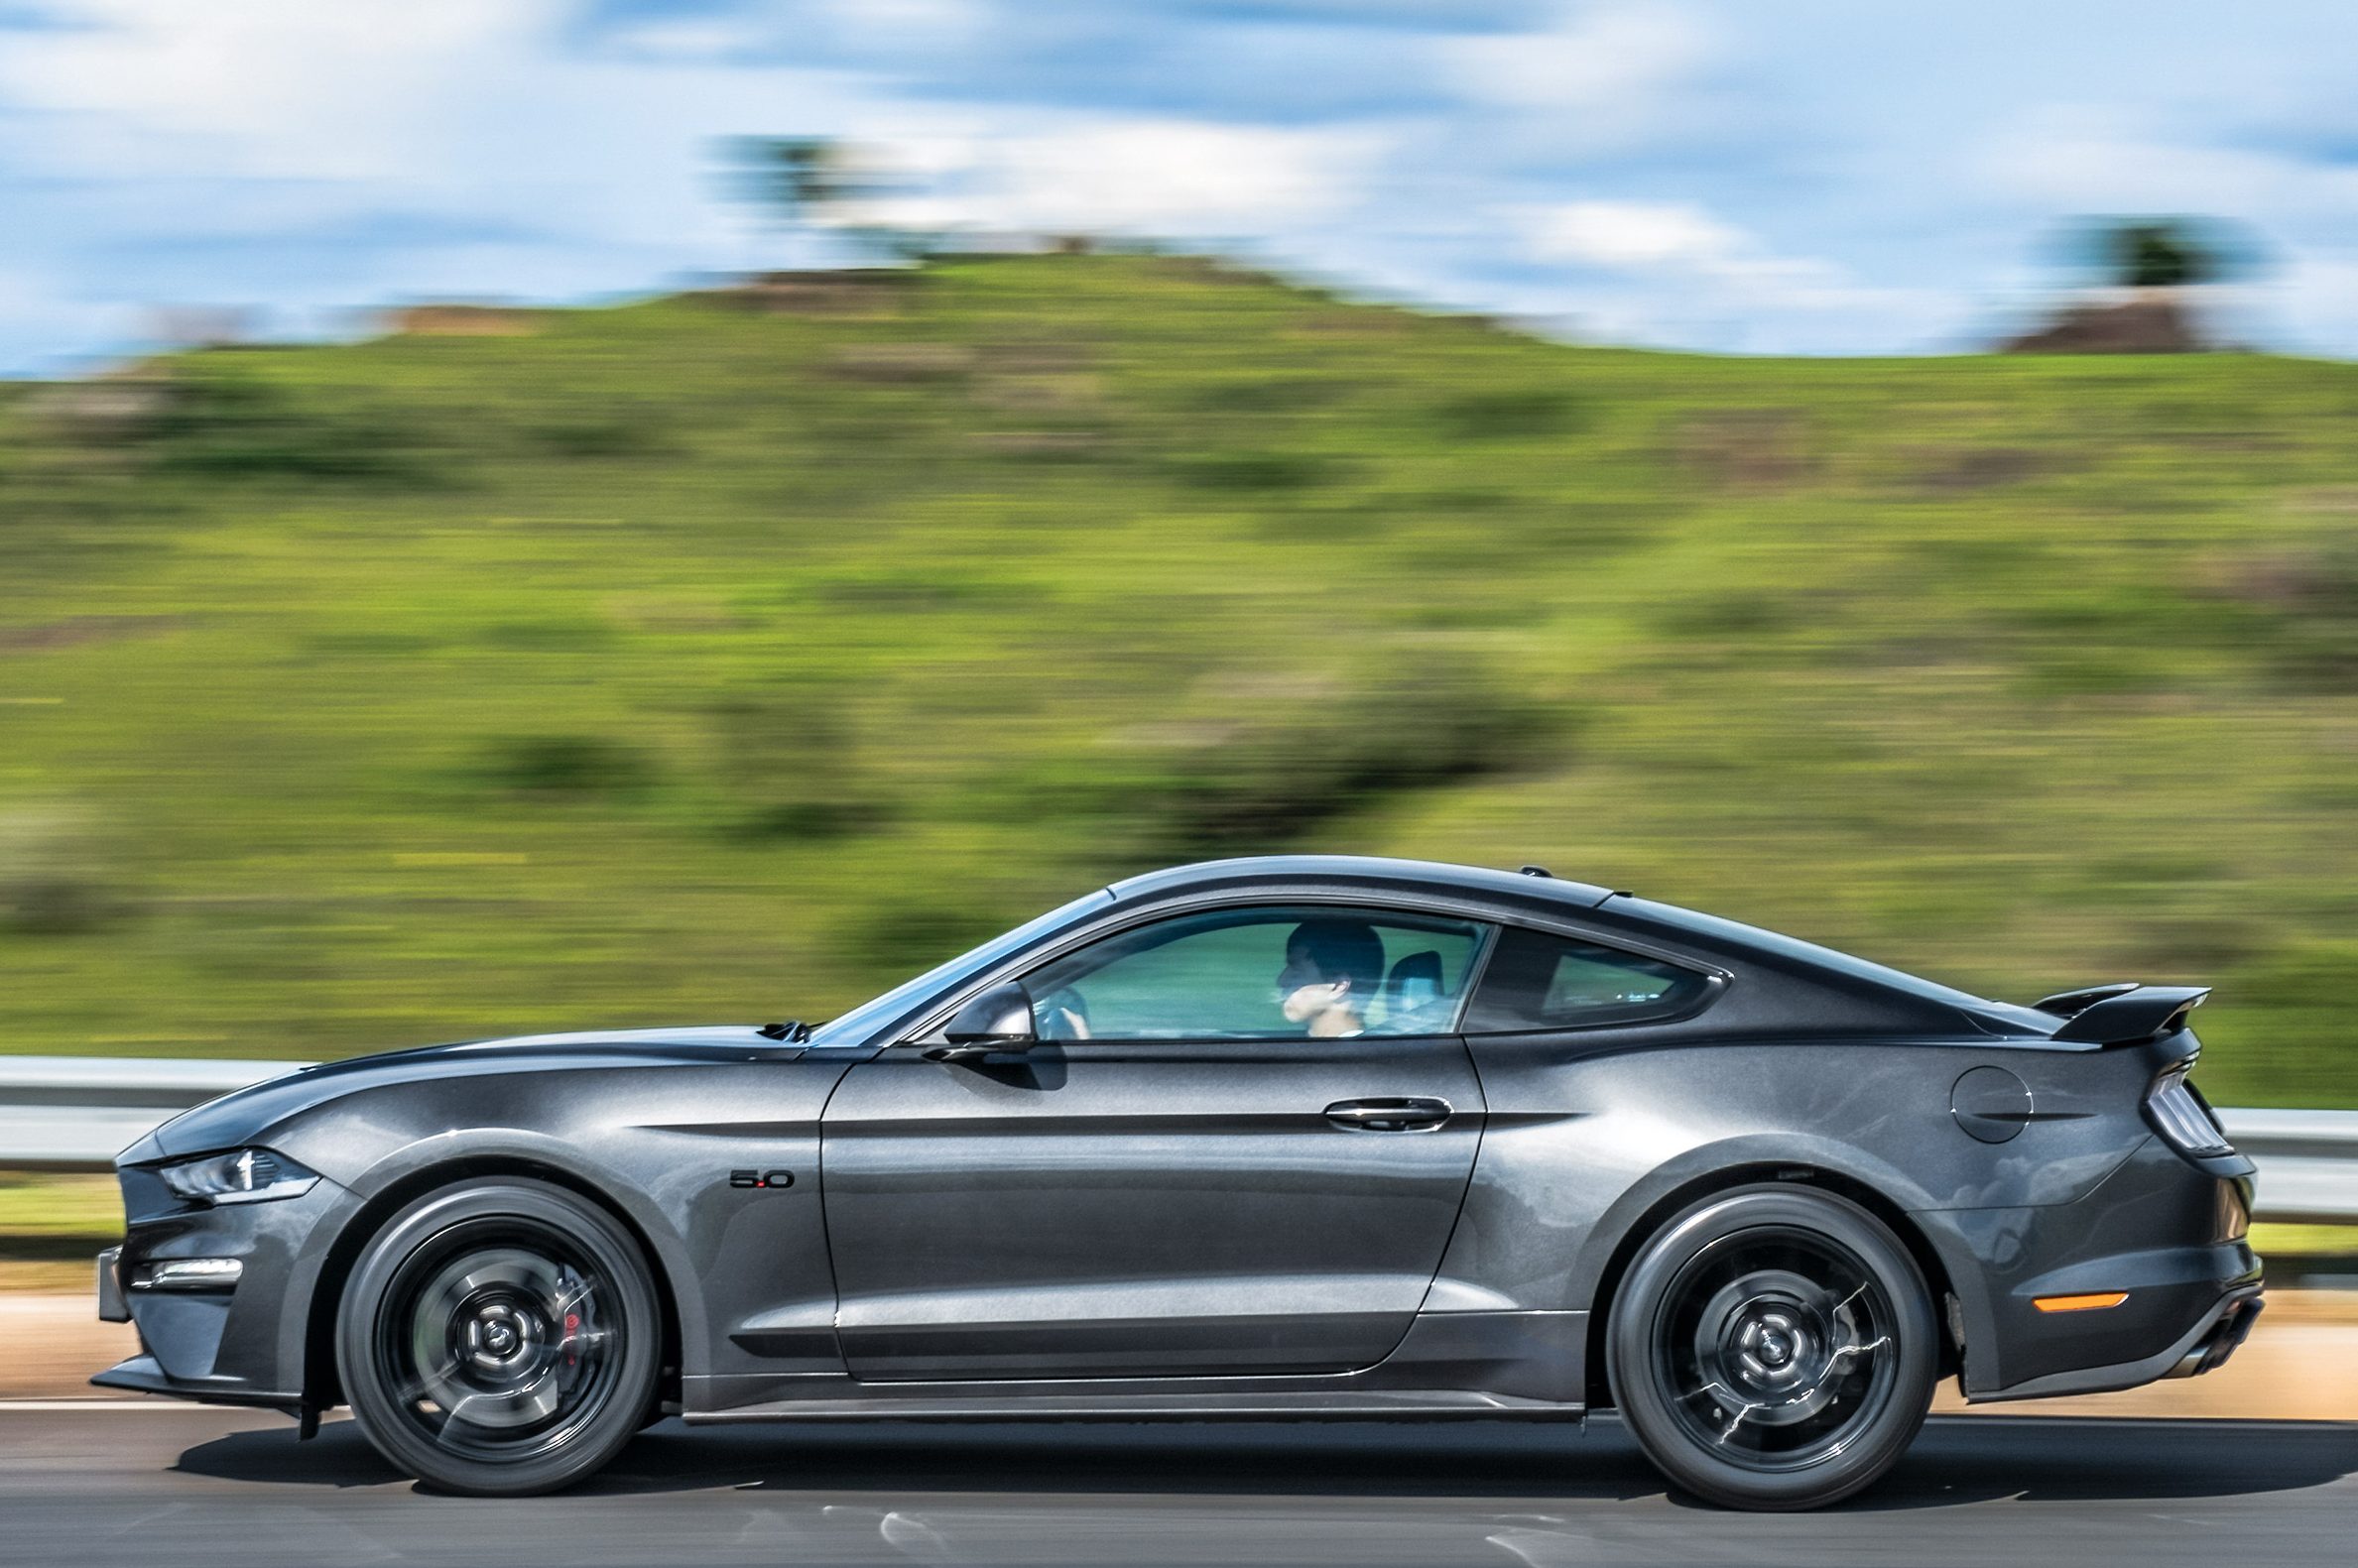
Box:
[336,1179,662,1496]
[1606,1185,1938,1510]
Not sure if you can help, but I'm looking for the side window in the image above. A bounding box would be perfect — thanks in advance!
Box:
[1017,905,1490,1041]
[1462,925,1711,1032]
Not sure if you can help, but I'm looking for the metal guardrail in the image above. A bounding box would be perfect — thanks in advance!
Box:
[2216,1108,2358,1227]
[0,1056,311,1172]
[0,1057,2351,1224]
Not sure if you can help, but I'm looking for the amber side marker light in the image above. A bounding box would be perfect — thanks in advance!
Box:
[2034,1292,2130,1313]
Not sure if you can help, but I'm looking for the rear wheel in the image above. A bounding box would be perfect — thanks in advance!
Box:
[1605,1184,1937,1510]
[335,1178,661,1496]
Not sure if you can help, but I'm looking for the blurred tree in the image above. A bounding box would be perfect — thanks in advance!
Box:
[2102,220,2230,290]
[2008,217,2262,353]
[718,137,933,266]
[723,137,859,231]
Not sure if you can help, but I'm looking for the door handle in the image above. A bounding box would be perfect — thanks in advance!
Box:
[1324,1097,1452,1132]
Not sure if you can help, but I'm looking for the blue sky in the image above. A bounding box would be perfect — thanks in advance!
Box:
[2,1,2354,373]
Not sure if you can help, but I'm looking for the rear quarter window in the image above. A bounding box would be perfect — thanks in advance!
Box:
[1464,925,1713,1032]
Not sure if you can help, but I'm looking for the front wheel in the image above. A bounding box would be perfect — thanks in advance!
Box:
[1605,1184,1937,1510]
[335,1178,662,1496]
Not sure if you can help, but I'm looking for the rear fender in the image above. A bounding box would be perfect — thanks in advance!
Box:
[1570,1133,1942,1314]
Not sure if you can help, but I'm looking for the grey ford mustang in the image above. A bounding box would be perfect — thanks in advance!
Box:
[95,856,2262,1508]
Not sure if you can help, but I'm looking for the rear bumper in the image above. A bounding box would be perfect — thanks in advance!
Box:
[1928,1136,2264,1401]
[1965,1282,2262,1402]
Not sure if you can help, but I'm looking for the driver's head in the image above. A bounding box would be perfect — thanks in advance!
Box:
[1277,919,1385,1033]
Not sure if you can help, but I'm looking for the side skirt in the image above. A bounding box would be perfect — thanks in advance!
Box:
[686,1389,1585,1424]
[684,1308,1588,1421]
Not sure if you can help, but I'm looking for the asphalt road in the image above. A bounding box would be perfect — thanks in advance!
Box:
[1,1404,2352,1568]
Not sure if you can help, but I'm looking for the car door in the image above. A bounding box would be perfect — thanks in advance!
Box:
[819,903,1492,1382]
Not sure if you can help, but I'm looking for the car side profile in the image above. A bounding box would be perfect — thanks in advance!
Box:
[95,856,2263,1509]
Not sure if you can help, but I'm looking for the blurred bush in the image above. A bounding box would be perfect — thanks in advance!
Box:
[2214,541,2358,688]
[145,364,439,483]
[476,736,655,798]
[1121,658,1561,861]
[1169,448,1335,492]
[706,688,894,840]
[1436,388,1588,440]
[0,811,123,936]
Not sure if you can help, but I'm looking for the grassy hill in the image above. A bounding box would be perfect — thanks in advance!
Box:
[3,252,2356,1107]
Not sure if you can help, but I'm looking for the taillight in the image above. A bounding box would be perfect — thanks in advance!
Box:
[2146,1065,2233,1157]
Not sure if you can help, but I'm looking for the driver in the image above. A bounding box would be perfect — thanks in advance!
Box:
[1276,919,1386,1037]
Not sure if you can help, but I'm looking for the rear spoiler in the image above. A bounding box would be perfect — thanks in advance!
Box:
[2037,984,2209,1045]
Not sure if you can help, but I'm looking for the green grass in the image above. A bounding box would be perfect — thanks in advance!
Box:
[2252,1223,2358,1259]
[3,252,2357,1107]
[0,1173,118,1237]
[0,1173,120,1259]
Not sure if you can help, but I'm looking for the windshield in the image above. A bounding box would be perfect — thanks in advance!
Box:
[804,889,1114,1046]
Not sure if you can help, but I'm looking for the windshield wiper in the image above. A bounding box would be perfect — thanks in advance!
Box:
[755,1020,811,1041]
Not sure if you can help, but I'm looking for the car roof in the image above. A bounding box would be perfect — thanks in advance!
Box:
[1106,855,1618,912]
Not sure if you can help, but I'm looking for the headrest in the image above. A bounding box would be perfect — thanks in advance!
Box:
[1383,949,1444,1013]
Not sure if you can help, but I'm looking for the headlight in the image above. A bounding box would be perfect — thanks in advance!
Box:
[157,1147,319,1206]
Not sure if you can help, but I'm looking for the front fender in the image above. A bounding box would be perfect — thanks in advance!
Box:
[334,1129,714,1379]
[261,1057,850,1395]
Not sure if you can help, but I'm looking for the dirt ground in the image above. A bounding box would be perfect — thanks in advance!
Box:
[10,1290,2353,1419]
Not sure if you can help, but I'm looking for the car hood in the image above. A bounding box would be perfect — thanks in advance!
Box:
[126,1025,807,1163]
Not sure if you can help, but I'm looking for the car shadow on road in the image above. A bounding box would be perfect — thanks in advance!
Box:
[1858,1415,2358,1510]
[173,1412,2358,1510]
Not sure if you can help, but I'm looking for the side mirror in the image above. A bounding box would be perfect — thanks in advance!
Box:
[939,981,1038,1047]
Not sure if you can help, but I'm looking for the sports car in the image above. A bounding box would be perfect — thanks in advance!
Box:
[94,856,2263,1508]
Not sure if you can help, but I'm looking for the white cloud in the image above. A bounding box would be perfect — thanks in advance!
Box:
[600,17,778,64]
[2274,254,2358,352]
[0,0,541,181]
[1440,2,1715,141]
[1976,107,2358,217]
[1508,196,1957,350]
[837,118,1388,238]
[1517,197,1850,300]
[1521,197,1749,270]
[821,0,987,52]
[0,0,893,261]
[0,4,1396,282]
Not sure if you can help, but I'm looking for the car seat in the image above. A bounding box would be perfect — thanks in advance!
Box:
[1377,949,1446,1030]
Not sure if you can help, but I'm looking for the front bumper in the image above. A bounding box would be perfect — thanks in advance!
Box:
[90,1162,353,1410]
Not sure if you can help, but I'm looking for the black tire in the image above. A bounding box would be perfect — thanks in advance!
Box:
[1604,1184,1937,1510]
[335,1178,662,1497]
